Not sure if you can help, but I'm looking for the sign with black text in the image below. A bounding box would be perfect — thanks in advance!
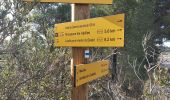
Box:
[75,60,109,87]
[54,14,125,47]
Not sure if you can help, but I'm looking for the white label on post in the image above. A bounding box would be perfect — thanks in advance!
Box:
[85,50,90,58]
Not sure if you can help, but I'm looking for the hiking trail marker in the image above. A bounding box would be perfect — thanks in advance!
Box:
[54,14,125,47]
[74,60,109,87]
[23,0,113,4]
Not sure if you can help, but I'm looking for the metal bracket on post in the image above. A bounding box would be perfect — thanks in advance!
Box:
[74,65,77,87]
[112,49,117,82]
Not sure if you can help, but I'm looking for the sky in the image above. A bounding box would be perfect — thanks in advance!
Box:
[164,41,170,47]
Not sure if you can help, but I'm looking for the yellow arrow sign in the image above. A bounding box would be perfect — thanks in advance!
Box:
[23,0,113,4]
[54,14,125,47]
[75,60,109,87]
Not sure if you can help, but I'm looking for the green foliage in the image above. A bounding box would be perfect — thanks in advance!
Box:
[0,0,71,99]
[91,5,114,17]
[0,0,170,99]
[154,0,170,39]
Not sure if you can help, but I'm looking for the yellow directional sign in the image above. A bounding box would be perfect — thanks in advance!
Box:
[23,0,113,4]
[75,60,109,87]
[54,14,125,47]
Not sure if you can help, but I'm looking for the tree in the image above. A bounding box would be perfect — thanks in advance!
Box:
[0,0,71,99]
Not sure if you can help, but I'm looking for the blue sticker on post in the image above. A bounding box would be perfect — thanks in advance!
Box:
[85,50,90,58]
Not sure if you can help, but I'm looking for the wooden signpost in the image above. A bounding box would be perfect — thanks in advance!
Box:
[23,0,125,100]
[54,14,125,47]
[23,0,113,4]
[75,60,109,87]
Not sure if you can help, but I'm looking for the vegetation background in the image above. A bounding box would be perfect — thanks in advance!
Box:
[0,0,170,99]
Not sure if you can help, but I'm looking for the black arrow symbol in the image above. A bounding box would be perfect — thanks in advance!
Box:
[117,20,123,22]
[117,38,122,40]
[117,29,123,31]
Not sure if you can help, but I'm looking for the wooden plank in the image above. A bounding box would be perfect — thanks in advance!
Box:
[23,0,113,4]
[75,60,109,87]
[54,14,125,47]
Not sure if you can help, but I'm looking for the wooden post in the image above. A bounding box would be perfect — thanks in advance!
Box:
[71,4,90,100]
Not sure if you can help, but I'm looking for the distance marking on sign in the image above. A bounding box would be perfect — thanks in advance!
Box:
[54,14,125,47]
